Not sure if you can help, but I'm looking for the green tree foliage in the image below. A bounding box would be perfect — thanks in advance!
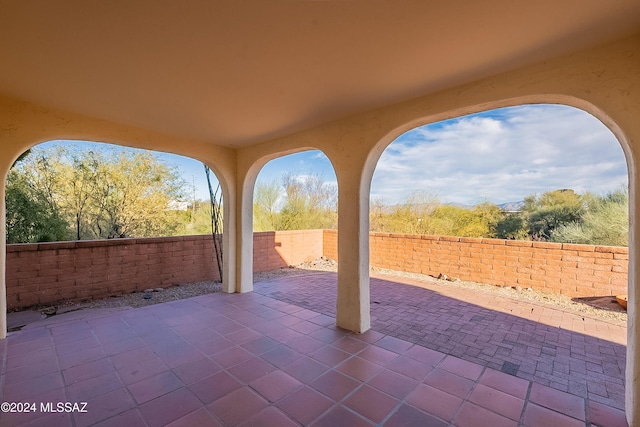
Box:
[253,179,281,232]
[495,213,528,240]
[552,189,628,246]
[6,169,70,243]
[369,193,502,238]
[7,145,187,242]
[523,189,585,240]
[253,173,337,231]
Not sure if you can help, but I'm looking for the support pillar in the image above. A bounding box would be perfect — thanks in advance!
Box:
[335,165,370,333]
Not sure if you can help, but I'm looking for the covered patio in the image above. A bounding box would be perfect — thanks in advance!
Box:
[0,273,627,426]
[1,1,640,424]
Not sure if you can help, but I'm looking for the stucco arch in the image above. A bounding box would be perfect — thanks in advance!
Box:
[363,94,637,420]
[234,147,337,294]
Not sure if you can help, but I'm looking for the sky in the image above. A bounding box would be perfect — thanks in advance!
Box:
[42,104,627,206]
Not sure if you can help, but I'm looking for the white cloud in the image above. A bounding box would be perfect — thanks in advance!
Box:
[371,105,627,205]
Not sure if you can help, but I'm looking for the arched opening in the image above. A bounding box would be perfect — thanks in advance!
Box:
[249,149,338,278]
[5,139,228,316]
[367,103,629,411]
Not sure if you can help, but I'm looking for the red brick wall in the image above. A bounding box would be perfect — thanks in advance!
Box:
[7,230,324,310]
[6,230,628,309]
[253,230,324,271]
[322,230,628,298]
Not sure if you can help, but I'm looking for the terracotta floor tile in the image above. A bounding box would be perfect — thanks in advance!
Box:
[189,370,242,404]
[117,356,169,385]
[63,357,115,385]
[73,387,137,427]
[57,346,108,370]
[522,402,585,427]
[455,401,519,427]
[344,385,400,424]
[99,336,146,356]
[311,405,374,427]
[529,382,586,421]
[384,404,448,427]
[358,345,399,366]
[588,400,628,427]
[311,345,351,366]
[424,367,475,399]
[277,386,334,425]
[261,345,303,367]
[138,387,202,427]
[352,330,385,344]
[172,357,221,385]
[337,356,384,381]
[210,345,255,368]
[406,383,464,421]
[228,356,277,383]
[208,387,268,425]
[266,327,304,344]
[127,371,184,404]
[287,335,326,354]
[290,320,324,334]
[479,368,530,399]
[468,383,525,421]
[91,409,146,427]
[192,336,235,356]
[281,356,330,383]
[368,369,419,400]
[4,357,60,385]
[225,327,262,344]
[2,371,65,402]
[165,408,222,427]
[109,346,156,369]
[309,327,345,344]
[67,371,124,402]
[19,411,74,427]
[241,336,281,355]
[403,345,446,366]
[250,370,303,402]
[387,355,435,381]
[332,336,369,354]
[375,336,413,354]
[238,406,299,427]
[0,387,66,426]
[439,355,484,381]
[311,369,361,401]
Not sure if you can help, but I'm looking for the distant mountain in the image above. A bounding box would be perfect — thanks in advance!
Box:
[498,201,525,212]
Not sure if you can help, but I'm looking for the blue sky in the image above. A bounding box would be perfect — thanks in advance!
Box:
[42,104,627,206]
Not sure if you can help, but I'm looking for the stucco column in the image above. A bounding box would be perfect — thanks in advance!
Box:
[335,163,371,333]
[0,174,6,339]
[626,131,640,425]
[234,172,254,293]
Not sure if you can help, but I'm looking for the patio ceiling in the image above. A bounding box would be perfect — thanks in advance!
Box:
[1,1,639,147]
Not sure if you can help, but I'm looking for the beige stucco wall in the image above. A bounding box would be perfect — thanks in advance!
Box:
[0,32,638,423]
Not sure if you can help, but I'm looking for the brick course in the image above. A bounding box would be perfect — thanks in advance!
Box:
[6,229,628,310]
[322,230,628,298]
[6,230,324,310]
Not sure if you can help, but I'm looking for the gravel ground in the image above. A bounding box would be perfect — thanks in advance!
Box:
[41,257,626,323]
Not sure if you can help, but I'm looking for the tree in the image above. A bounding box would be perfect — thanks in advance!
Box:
[253,179,281,231]
[275,173,337,230]
[89,149,186,238]
[552,189,628,246]
[6,145,187,242]
[5,169,70,243]
[523,189,585,240]
[495,213,528,240]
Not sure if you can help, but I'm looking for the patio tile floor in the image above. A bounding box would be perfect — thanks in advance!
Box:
[255,272,627,411]
[0,273,628,426]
